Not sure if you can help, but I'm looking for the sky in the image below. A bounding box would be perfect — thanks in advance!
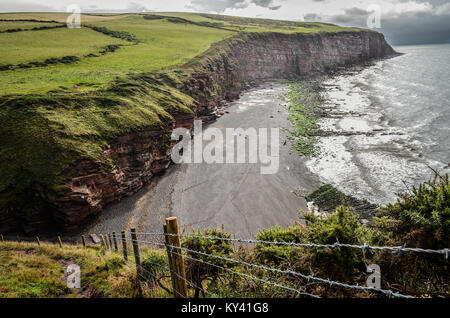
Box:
[0,0,449,45]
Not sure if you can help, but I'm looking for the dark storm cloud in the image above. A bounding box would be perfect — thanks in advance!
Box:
[188,0,282,13]
[380,12,450,45]
[327,7,450,45]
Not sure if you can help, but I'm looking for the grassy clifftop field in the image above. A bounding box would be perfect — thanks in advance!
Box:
[0,12,367,224]
[0,13,359,95]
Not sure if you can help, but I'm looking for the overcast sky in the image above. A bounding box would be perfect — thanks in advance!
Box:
[1,0,449,45]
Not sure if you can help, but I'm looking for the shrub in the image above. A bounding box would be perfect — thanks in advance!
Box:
[373,173,449,249]
[182,229,234,297]
[141,252,170,290]
[254,225,309,266]
[305,206,369,276]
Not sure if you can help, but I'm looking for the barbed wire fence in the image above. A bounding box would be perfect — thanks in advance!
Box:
[88,217,450,298]
[2,216,448,298]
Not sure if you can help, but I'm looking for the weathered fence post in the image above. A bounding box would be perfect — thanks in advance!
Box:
[57,236,63,248]
[121,231,128,261]
[130,228,141,278]
[82,235,87,248]
[112,232,118,252]
[164,224,177,297]
[36,237,40,246]
[105,234,110,250]
[100,234,106,248]
[105,235,110,249]
[108,234,113,251]
[166,217,188,298]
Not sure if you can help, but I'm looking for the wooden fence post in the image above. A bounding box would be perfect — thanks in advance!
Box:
[1,234,4,242]
[164,224,177,297]
[36,237,40,246]
[105,234,110,250]
[106,235,110,249]
[82,235,87,248]
[57,236,63,248]
[121,231,128,261]
[130,228,141,278]
[166,217,188,298]
[100,234,106,248]
[112,232,118,252]
[106,234,112,251]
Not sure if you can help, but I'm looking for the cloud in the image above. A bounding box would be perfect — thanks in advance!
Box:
[83,2,151,13]
[0,1,56,12]
[187,0,283,13]
[321,3,450,45]
[304,13,321,21]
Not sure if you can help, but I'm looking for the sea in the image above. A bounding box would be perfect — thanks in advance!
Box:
[306,43,450,205]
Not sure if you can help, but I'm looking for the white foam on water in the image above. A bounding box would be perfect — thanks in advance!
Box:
[306,62,448,206]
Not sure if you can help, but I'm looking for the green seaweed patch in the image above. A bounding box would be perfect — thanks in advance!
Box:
[285,81,322,157]
[306,184,378,218]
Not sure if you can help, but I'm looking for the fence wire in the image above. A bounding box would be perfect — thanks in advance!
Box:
[133,238,319,298]
[135,232,449,258]
[123,239,213,298]
[131,239,414,298]
[170,248,321,298]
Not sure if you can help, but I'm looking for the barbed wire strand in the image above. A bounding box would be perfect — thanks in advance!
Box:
[128,240,216,297]
[124,254,187,298]
[132,239,414,299]
[134,232,448,257]
[132,238,318,298]
[170,248,320,299]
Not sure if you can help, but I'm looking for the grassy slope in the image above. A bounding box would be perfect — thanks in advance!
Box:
[0,241,160,298]
[0,13,364,212]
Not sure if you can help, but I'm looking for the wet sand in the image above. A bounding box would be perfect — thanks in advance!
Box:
[71,81,320,240]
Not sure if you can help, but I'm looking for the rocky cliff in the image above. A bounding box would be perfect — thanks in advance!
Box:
[0,30,396,234]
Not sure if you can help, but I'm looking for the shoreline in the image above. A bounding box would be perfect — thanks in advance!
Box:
[306,57,449,206]
[63,81,321,240]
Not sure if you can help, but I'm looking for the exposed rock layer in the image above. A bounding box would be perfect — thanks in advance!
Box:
[1,31,395,233]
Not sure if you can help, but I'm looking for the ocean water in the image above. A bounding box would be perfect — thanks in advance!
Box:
[306,44,450,205]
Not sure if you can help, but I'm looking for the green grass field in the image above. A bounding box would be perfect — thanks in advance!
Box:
[0,241,162,298]
[0,27,128,65]
[0,13,359,96]
[0,12,364,215]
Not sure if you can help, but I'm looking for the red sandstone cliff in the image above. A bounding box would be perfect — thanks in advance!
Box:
[1,31,396,233]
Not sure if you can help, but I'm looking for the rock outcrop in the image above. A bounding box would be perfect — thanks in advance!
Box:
[1,31,396,234]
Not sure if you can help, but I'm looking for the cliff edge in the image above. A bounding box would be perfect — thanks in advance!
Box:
[0,30,396,234]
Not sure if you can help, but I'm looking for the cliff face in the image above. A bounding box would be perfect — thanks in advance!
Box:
[1,31,395,234]
[182,31,395,121]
